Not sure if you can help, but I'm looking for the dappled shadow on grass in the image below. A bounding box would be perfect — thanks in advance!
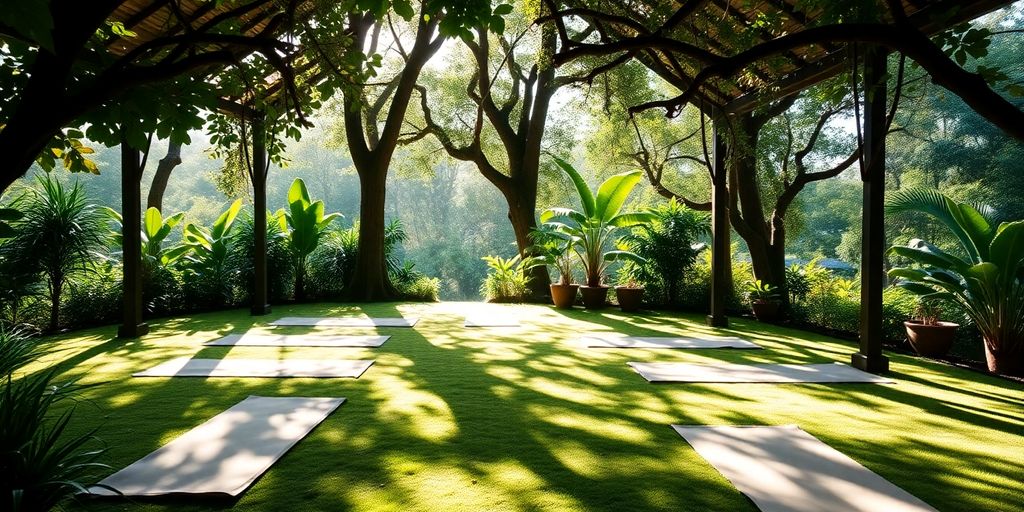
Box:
[40,301,1024,512]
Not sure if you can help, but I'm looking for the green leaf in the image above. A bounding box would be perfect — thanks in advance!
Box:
[144,207,162,238]
[595,171,643,223]
[494,4,514,15]
[287,178,311,206]
[989,221,1024,287]
[393,0,415,20]
[551,156,595,218]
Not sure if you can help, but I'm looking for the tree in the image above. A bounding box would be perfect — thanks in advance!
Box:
[414,5,597,298]
[318,1,507,300]
[147,140,183,211]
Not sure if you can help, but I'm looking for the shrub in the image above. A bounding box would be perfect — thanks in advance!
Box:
[0,328,108,511]
[277,179,341,300]
[480,255,534,303]
[178,199,243,309]
[306,228,356,300]
[61,261,122,329]
[231,212,293,304]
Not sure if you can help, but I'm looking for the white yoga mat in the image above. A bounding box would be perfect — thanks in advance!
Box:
[90,396,345,497]
[672,425,936,512]
[204,333,390,348]
[464,316,521,327]
[628,362,893,383]
[270,316,418,327]
[134,358,374,378]
[581,335,760,349]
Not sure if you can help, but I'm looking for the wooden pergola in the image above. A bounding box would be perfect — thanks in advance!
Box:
[104,0,313,337]
[562,0,1015,373]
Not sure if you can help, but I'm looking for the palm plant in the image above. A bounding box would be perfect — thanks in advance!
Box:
[530,224,576,286]
[540,157,654,287]
[480,254,537,302]
[1,327,109,511]
[277,179,340,300]
[887,189,1024,375]
[3,176,108,331]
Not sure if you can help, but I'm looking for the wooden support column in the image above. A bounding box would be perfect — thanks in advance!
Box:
[251,115,272,315]
[852,47,889,374]
[707,118,730,328]
[118,135,149,338]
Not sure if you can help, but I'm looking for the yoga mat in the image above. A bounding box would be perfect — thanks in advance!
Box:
[270,316,418,327]
[581,335,760,349]
[91,396,345,497]
[672,425,936,512]
[134,358,374,378]
[205,333,390,348]
[628,362,893,383]
[464,316,521,327]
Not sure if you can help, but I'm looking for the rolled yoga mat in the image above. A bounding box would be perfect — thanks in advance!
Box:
[91,396,345,497]
[671,425,936,512]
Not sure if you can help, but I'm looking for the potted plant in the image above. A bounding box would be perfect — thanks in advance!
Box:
[540,156,654,310]
[615,275,644,312]
[887,189,1024,376]
[531,226,578,308]
[904,301,958,358]
[746,279,781,321]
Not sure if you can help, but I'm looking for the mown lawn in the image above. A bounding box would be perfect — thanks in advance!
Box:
[31,302,1024,511]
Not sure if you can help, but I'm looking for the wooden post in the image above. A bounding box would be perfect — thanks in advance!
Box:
[707,118,730,328]
[118,134,149,338]
[852,47,889,374]
[251,115,271,315]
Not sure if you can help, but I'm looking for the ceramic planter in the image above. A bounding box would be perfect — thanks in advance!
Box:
[579,285,609,310]
[750,300,780,322]
[549,283,579,309]
[615,286,644,312]
[904,320,958,358]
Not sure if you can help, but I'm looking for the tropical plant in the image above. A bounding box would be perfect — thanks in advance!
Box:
[2,176,108,331]
[746,279,781,303]
[179,199,243,307]
[618,197,709,304]
[232,212,293,304]
[540,157,655,287]
[107,207,188,268]
[0,208,23,239]
[277,179,341,300]
[480,254,536,303]
[0,328,110,511]
[530,224,576,285]
[886,189,1024,375]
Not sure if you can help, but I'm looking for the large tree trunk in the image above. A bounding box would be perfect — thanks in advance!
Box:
[347,167,396,301]
[147,140,183,211]
[506,186,550,299]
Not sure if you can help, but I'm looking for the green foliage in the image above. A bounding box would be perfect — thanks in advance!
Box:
[306,228,358,300]
[61,261,122,330]
[745,279,781,303]
[2,176,108,331]
[617,198,710,304]
[887,189,1024,370]
[392,262,440,301]
[541,157,655,286]
[530,224,575,286]
[480,254,535,303]
[232,212,293,304]
[0,328,108,512]
[179,199,243,308]
[277,179,341,300]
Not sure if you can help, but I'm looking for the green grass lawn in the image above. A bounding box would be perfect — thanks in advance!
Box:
[32,302,1024,511]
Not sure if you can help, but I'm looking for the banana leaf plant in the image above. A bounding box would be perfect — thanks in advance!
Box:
[277,179,341,300]
[886,189,1024,376]
[107,207,189,268]
[180,199,243,303]
[540,157,655,287]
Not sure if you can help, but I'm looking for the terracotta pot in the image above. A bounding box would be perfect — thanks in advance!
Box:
[549,283,579,309]
[615,286,644,312]
[579,285,609,310]
[750,300,780,322]
[904,320,958,358]
[984,341,1024,376]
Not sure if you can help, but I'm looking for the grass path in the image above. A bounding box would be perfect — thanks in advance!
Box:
[32,302,1024,511]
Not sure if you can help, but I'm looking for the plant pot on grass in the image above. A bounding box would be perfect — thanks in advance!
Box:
[750,300,781,322]
[550,283,579,309]
[904,320,958,358]
[746,279,781,322]
[615,285,644,312]
[580,285,609,309]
